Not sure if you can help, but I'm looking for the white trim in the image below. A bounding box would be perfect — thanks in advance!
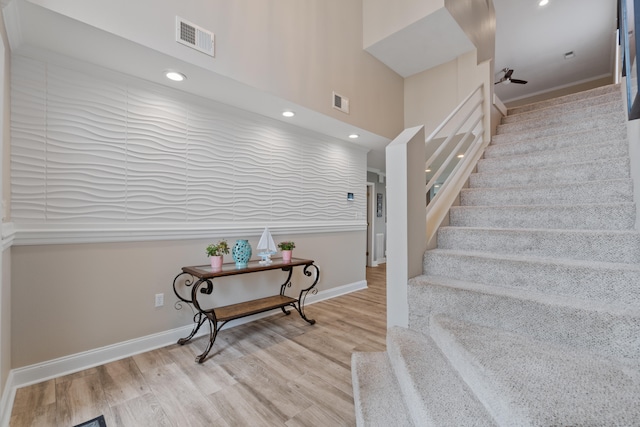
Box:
[0,278,366,424]
[492,93,507,116]
[0,370,15,427]
[1,222,15,251]
[12,221,366,246]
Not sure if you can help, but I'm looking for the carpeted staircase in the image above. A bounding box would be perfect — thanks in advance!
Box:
[352,84,640,426]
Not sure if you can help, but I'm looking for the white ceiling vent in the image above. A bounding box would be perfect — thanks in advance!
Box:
[176,16,214,57]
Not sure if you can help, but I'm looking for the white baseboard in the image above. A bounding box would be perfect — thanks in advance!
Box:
[0,279,366,426]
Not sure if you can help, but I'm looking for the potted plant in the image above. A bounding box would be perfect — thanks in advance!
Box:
[277,241,295,263]
[206,240,230,271]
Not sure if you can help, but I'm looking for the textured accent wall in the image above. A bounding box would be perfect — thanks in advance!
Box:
[11,56,367,240]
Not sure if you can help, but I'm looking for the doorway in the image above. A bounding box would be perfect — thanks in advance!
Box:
[366,182,377,267]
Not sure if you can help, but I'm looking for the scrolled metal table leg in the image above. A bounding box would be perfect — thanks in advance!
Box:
[295,263,320,325]
[195,311,219,363]
[177,311,206,345]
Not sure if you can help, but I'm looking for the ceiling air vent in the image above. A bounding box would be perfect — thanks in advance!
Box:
[176,16,215,57]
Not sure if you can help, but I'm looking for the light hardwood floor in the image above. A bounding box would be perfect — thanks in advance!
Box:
[10,265,387,426]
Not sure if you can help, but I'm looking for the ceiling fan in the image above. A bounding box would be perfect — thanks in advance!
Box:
[495,68,528,85]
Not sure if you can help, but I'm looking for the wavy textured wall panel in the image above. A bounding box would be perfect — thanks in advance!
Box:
[10,55,367,237]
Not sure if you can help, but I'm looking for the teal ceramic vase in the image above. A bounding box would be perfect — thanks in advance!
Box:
[232,239,252,268]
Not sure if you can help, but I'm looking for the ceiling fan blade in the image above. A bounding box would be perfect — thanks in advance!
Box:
[504,69,514,79]
[511,79,528,84]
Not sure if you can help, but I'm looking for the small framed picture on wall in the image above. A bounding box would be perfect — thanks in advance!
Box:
[377,193,383,217]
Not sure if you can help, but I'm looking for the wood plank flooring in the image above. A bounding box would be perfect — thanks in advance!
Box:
[9,265,387,426]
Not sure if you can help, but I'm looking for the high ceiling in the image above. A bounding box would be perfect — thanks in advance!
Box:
[1,0,621,173]
[493,0,618,104]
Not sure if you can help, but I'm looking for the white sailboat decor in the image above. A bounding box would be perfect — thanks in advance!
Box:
[257,227,277,265]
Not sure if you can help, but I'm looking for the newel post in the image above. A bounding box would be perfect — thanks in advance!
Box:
[385,125,427,328]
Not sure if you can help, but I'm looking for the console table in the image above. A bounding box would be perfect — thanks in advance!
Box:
[172,258,320,363]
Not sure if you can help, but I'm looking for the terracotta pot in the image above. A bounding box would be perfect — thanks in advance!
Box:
[282,250,292,263]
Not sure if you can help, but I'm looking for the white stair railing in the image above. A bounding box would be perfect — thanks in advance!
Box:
[386,83,490,328]
[426,84,490,246]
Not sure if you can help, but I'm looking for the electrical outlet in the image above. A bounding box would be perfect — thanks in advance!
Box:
[155,293,164,307]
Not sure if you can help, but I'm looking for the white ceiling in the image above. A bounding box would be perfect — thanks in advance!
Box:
[492,0,618,103]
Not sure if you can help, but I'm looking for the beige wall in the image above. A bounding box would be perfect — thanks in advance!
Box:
[404,50,493,133]
[26,0,405,140]
[12,231,364,367]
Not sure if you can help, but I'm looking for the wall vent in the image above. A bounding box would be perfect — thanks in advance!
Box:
[333,91,349,114]
[176,16,215,57]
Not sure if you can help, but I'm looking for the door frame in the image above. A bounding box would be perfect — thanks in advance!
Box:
[366,182,377,267]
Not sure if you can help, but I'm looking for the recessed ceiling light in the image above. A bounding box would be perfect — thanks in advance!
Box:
[539,0,549,6]
[282,111,295,117]
[165,71,186,82]
[434,184,440,188]
[425,169,431,173]
[457,154,464,158]
[348,134,359,139]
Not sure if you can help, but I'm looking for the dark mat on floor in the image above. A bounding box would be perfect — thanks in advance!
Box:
[73,415,106,427]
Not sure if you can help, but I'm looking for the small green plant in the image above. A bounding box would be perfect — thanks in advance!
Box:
[206,240,230,257]
[277,241,296,251]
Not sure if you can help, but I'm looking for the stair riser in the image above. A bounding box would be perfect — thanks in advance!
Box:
[408,280,640,363]
[386,328,496,426]
[423,251,640,306]
[351,353,414,427]
[498,102,625,135]
[508,85,621,115]
[496,113,625,141]
[470,157,630,188]
[491,124,627,148]
[437,227,640,264]
[460,180,634,207]
[502,92,623,124]
[449,204,636,230]
[486,128,627,157]
[429,315,640,426]
[477,141,628,173]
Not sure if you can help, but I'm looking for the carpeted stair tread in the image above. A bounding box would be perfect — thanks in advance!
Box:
[424,249,640,307]
[477,139,629,173]
[507,84,620,116]
[409,275,640,363]
[430,315,640,426]
[436,226,640,263]
[449,202,636,230]
[469,156,630,188]
[356,84,638,426]
[351,352,414,427]
[460,178,633,207]
[497,100,624,134]
[386,327,497,426]
[502,91,623,123]
[495,111,624,141]
[490,122,627,148]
